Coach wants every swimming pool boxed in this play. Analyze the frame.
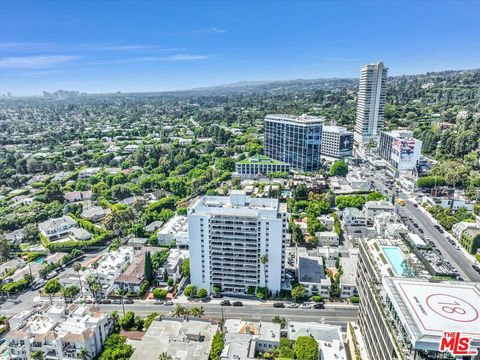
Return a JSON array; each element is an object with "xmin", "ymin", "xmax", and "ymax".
[
  {"xmin": 34, "ymin": 256, "xmax": 46, "ymax": 264},
  {"xmin": 381, "ymin": 246, "xmax": 408, "ymax": 276}
]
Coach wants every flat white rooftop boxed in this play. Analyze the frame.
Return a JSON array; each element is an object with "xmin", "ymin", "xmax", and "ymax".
[{"xmin": 384, "ymin": 277, "xmax": 480, "ymax": 350}]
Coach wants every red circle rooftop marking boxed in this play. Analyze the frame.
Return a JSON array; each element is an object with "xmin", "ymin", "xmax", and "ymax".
[{"xmin": 426, "ymin": 294, "xmax": 479, "ymax": 323}]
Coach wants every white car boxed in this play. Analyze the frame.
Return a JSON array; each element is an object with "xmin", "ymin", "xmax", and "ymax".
[
  {"xmin": 299, "ymin": 303, "xmax": 311, "ymax": 309},
  {"xmin": 286, "ymin": 302, "xmax": 299, "ymax": 308}
]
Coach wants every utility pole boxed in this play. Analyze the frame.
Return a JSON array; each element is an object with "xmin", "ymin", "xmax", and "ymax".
[{"xmin": 122, "ymin": 296, "xmax": 126, "ymax": 316}]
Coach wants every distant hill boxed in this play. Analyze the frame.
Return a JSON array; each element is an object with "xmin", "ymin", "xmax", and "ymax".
[{"xmin": 162, "ymin": 68, "xmax": 479, "ymax": 97}]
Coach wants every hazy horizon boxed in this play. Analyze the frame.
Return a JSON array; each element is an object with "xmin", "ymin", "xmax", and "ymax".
[{"xmin": 1, "ymin": 0, "xmax": 479, "ymax": 95}]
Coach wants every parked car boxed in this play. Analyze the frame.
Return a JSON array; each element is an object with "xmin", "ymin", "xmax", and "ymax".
[
  {"xmin": 212, "ymin": 293, "xmax": 223, "ymax": 298},
  {"xmin": 220, "ymin": 300, "xmax": 231, "ymax": 306},
  {"xmin": 112, "ymin": 299, "xmax": 122, "ymax": 304},
  {"xmin": 286, "ymin": 302, "xmax": 298, "ymax": 308},
  {"xmin": 273, "ymin": 302, "xmax": 284, "ymax": 308},
  {"xmin": 472, "ymin": 265, "xmax": 480, "ymax": 273},
  {"xmin": 154, "ymin": 300, "xmax": 163, "ymax": 305},
  {"xmin": 313, "ymin": 303, "xmax": 325, "ymax": 309},
  {"xmin": 163, "ymin": 300, "xmax": 173, "ymax": 306},
  {"xmin": 300, "ymin": 303, "xmax": 311, "ymax": 309},
  {"xmin": 102, "ymin": 299, "xmax": 112, "ymax": 304},
  {"xmin": 232, "ymin": 301, "xmax": 243, "ymax": 307},
  {"xmin": 123, "ymin": 298, "xmax": 134, "ymax": 304}
]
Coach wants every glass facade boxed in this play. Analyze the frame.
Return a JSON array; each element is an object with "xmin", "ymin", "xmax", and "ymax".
[{"xmin": 265, "ymin": 116, "xmax": 322, "ymax": 171}]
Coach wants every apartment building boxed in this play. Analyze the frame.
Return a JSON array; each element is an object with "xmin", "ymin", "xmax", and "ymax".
[
  {"xmin": 354, "ymin": 62, "xmax": 388, "ymax": 144},
  {"xmin": 320, "ymin": 125, "xmax": 354, "ymax": 159},
  {"xmin": 7, "ymin": 304, "xmax": 112, "ymax": 360},
  {"xmin": 188, "ymin": 190, "xmax": 287, "ymax": 294},
  {"xmin": 264, "ymin": 114, "xmax": 323, "ymax": 171}
]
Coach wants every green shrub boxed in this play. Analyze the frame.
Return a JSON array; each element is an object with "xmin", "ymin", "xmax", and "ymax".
[
  {"xmin": 197, "ymin": 288, "xmax": 208, "ymax": 298},
  {"xmin": 153, "ymin": 288, "xmax": 168, "ymax": 299},
  {"xmin": 210, "ymin": 332, "xmax": 224, "ymax": 360},
  {"xmin": 350, "ymin": 295, "xmax": 360, "ymax": 304}
]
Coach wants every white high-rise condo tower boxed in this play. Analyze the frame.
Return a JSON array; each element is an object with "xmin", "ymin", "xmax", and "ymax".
[
  {"xmin": 354, "ymin": 62, "xmax": 388, "ymax": 144},
  {"xmin": 188, "ymin": 190, "xmax": 287, "ymax": 294}
]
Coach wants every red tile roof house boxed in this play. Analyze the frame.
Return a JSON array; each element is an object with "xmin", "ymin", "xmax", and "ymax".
[{"xmin": 114, "ymin": 254, "xmax": 145, "ymax": 294}]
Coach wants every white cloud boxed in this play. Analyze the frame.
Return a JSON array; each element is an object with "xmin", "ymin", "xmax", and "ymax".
[
  {"xmin": 0, "ymin": 42, "xmax": 56, "ymax": 51},
  {"xmin": 162, "ymin": 54, "xmax": 211, "ymax": 61},
  {"xmin": 0, "ymin": 55, "xmax": 78, "ymax": 69},
  {"xmin": 205, "ymin": 27, "xmax": 226, "ymax": 33}
]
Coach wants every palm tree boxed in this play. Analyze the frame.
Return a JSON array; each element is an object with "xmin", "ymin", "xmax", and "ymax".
[
  {"xmin": 79, "ymin": 347, "xmax": 89, "ymax": 360},
  {"xmin": 73, "ymin": 262, "xmax": 84, "ymax": 298},
  {"xmin": 190, "ymin": 306, "xmax": 200, "ymax": 317},
  {"xmin": 158, "ymin": 352, "xmax": 172, "ymax": 360},
  {"xmin": 91, "ymin": 262, "xmax": 101, "ymax": 299},
  {"xmin": 260, "ymin": 254, "xmax": 268, "ymax": 285},
  {"xmin": 197, "ymin": 306, "xmax": 205, "ymax": 318},
  {"xmin": 172, "ymin": 304, "xmax": 185, "ymax": 317}
]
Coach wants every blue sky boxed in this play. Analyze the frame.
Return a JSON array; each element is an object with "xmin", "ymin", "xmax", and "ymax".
[{"xmin": 1, "ymin": 0, "xmax": 479, "ymax": 95}]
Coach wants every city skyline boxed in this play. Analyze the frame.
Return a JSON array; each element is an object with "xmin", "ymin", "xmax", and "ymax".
[{"xmin": 1, "ymin": 0, "xmax": 480, "ymax": 95}]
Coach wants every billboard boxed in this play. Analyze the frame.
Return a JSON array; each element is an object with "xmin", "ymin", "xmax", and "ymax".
[
  {"xmin": 391, "ymin": 138, "xmax": 421, "ymax": 170},
  {"xmin": 392, "ymin": 138, "xmax": 416, "ymax": 161},
  {"xmin": 339, "ymin": 133, "xmax": 353, "ymax": 156}
]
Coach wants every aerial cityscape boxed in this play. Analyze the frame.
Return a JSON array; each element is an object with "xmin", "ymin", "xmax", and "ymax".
[{"xmin": 0, "ymin": 1, "xmax": 479, "ymax": 360}]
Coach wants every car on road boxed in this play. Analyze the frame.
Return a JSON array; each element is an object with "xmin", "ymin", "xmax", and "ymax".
[
  {"xmin": 212, "ymin": 293, "xmax": 223, "ymax": 298},
  {"xmin": 286, "ymin": 302, "xmax": 298, "ymax": 308},
  {"xmin": 299, "ymin": 303, "xmax": 311, "ymax": 309},
  {"xmin": 418, "ymin": 228, "xmax": 424, "ymax": 234},
  {"xmin": 413, "ymin": 203, "xmax": 418, "ymax": 207},
  {"xmin": 154, "ymin": 300, "xmax": 163, "ymax": 305},
  {"xmin": 123, "ymin": 298, "xmax": 134, "ymax": 304},
  {"xmin": 232, "ymin": 301, "xmax": 243, "ymax": 307},
  {"xmin": 220, "ymin": 300, "xmax": 231, "ymax": 306},
  {"xmin": 112, "ymin": 299, "xmax": 122, "ymax": 304},
  {"xmin": 273, "ymin": 302, "xmax": 284, "ymax": 308},
  {"xmin": 101, "ymin": 299, "xmax": 112, "ymax": 304},
  {"xmin": 163, "ymin": 300, "xmax": 173, "ymax": 306},
  {"xmin": 313, "ymin": 303, "xmax": 325, "ymax": 309},
  {"xmin": 473, "ymin": 265, "xmax": 480, "ymax": 273}
]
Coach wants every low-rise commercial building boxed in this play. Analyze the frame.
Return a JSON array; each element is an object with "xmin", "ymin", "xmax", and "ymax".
[
  {"xmin": 297, "ymin": 253, "xmax": 331, "ymax": 298},
  {"xmin": 316, "ymin": 231, "xmax": 340, "ymax": 247},
  {"xmin": 235, "ymin": 156, "xmax": 290, "ymax": 178},
  {"xmin": 287, "ymin": 321, "xmax": 347, "ymax": 360},
  {"xmin": 221, "ymin": 319, "xmax": 281, "ymax": 359},
  {"xmin": 130, "ymin": 317, "xmax": 218, "ymax": 360}
]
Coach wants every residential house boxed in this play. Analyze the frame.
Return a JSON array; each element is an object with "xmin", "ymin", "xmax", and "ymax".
[
  {"xmin": 38, "ymin": 216, "xmax": 78, "ymax": 240},
  {"xmin": 342, "ymin": 208, "xmax": 366, "ymax": 226},
  {"xmin": 363, "ymin": 200, "xmax": 395, "ymax": 224},
  {"xmin": 81, "ymin": 206, "xmax": 111, "ymax": 222},
  {"xmin": 114, "ymin": 253, "xmax": 145, "ymax": 293},
  {"xmin": 64, "ymin": 191, "xmax": 92, "ymax": 203}
]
